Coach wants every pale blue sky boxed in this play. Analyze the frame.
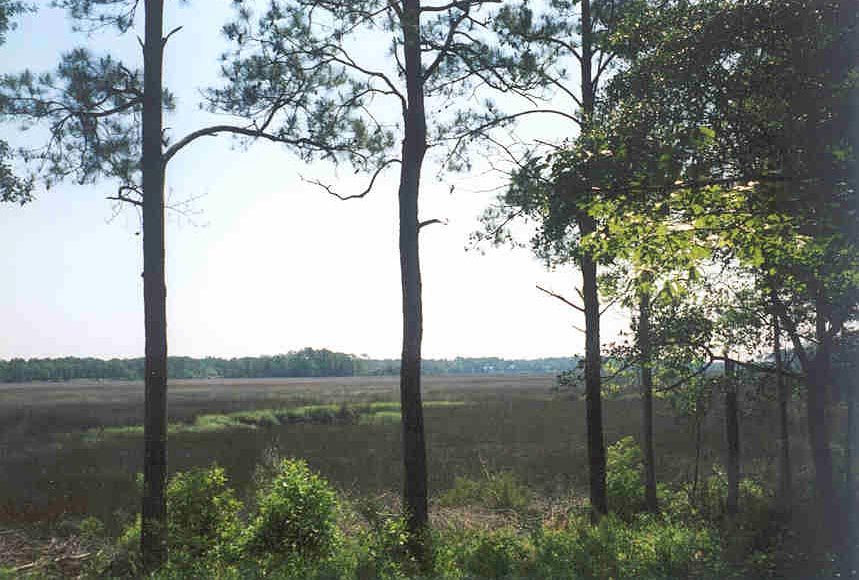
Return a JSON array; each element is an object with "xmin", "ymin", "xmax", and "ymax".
[{"xmin": 0, "ymin": 1, "xmax": 627, "ymax": 360}]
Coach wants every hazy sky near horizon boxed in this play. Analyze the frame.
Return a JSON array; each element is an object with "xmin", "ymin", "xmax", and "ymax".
[{"xmin": 0, "ymin": 2, "xmax": 629, "ymax": 360}]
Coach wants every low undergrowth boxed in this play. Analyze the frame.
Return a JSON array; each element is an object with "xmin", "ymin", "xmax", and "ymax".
[{"xmin": 7, "ymin": 437, "xmax": 843, "ymax": 579}]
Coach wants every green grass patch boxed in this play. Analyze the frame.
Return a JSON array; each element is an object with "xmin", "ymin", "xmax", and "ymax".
[
  {"xmin": 82, "ymin": 400, "xmax": 466, "ymax": 442},
  {"xmin": 359, "ymin": 411, "xmax": 402, "ymax": 425}
]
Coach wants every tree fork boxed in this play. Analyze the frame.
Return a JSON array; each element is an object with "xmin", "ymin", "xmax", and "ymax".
[{"xmin": 140, "ymin": 0, "xmax": 168, "ymax": 571}]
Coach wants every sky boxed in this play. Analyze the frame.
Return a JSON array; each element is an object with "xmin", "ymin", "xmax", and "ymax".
[{"xmin": 0, "ymin": 1, "xmax": 630, "ymax": 361}]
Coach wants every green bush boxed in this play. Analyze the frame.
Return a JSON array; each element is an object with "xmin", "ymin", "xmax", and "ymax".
[
  {"xmin": 166, "ymin": 464, "xmax": 243, "ymax": 562},
  {"xmin": 240, "ymin": 459, "xmax": 339, "ymax": 571},
  {"xmin": 461, "ymin": 527, "xmax": 534, "ymax": 580},
  {"xmin": 353, "ymin": 513, "xmax": 419, "ymax": 580},
  {"xmin": 533, "ymin": 513, "xmax": 727, "ymax": 580},
  {"xmin": 606, "ymin": 436, "xmax": 645, "ymax": 521}
]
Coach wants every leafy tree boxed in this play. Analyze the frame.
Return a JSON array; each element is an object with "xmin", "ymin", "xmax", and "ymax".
[
  {"xmin": 596, "ymin": 0, "xmax": 857, "ymax": 550},
  {"xmin": 633, "ymin": 0, "xmax": 855, "ymax": 544},
  {"xmin": 476, "ymin": 0, "xmax": 653, "ymax": 521}
]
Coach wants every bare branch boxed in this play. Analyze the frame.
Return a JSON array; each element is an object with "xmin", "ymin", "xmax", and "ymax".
[
  {"xmin": 593, "ymin": 50, "xmax": 617, "ymax": 88},
  {"xmin": 301, "ymin": 158, "xmax": 401, "ymax": 201},
  {"xmin": 440, "ymin": 108, "xmax": 582, "ymax": 164},
  {"xmin": 106, "ymin": 184, "xmax": 142, "ymax": 207},
  {"xmin": 656, "ymin": 360, "xmax": 714, "ymax": 393},
  {"xmin": 163, "ymin": 121, "xmax": 363, "ymax": 166},
  {"xmin": 537, "ymin": 284, "xmax": 586, "ymax": 314},
  {"xmin": 162, "ymin": 26, "xmax": 183, "ymax": 47},
  {"xmin": 421, "ymin": 1, "xmax": 501, "ymax": 13},
  {"xmin": 424, "ymin": 9, "xmax": 471, "ymax": 82},
  {"xmin": 419, "ymin": 218, "xmax": 447, "ymax": 230}
]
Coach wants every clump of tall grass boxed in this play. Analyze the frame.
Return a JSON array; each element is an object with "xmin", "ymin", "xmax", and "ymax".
[{"xmin": 437, "ymin": 467, "xmax": 533, "ymax": 513}]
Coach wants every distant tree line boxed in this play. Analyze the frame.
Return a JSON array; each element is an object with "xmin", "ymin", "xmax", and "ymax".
[{"xmin": 0, "ymin": 348, "xmax": 579, "ymax": 383}]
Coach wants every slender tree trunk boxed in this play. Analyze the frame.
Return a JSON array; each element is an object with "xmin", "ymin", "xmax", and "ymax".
[
  {"xmin": 140, "ymin": 0, "xmax": 168, "ymax": 571},
  {"xmin": 580, "ymin": 217, "xmax": 607, "ymax": 519},
  {"xmin": 809, "ymin": 305, "xmax": 836, "ymax": 542},
  {"xmin": 776, "ymin": 295, "xmax": 837, "ymax": 547},
  {"xmin": 773, "ymin": 308, "xmax": 792, "ymax": 515},
  {"xmin": 847, "ymin": 373, "xmax": 857, "ymax": 576},
  {"xmin": 724, "ymin": 354, "xmax": 740, "ymax": 516},
  {"xmin": 398, "ymin": 0, "xmax": 429, "ymax": 557},
  {"xmin": 638, "ymin": 282, "xmax": 657, "ymax": 512},
  {"xmin": 692, "ymin": 398, "xmax": 704, "ymax": 507},
  {"xmin": 578, "ymin": 0, "xmax": 607, "ymax": 521}
]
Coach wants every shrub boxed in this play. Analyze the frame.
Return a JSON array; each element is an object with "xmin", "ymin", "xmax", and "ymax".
[
  {"xmin": 166, "ymin": 464, "xmax": 243, "ymax": 562},
  {"xmin": 240, "ymin": 459, "xmax": 339, "ymax": 571},
  {"xmin": 78, "ymin": 516, "xmax": 106, "ymax": 543},
  {"xmin": 533, "ymin": 512, "xmax": 727, "ymax": 580},
  {"xmin": 461, "ymin": 527, "xmax": 534, "ymax": 580},
  {"xmin": 606, "ymin": 436, "xmax": 645, "ymax": 520},
  {"xmin": 354, "ymin": 513, "xmax": 419, "ymax": 580}
]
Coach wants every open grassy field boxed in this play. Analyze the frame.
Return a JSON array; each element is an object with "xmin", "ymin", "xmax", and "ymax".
[{"xmin": 0, "ymin": 375, "xmax": 814, "ymax": 533}]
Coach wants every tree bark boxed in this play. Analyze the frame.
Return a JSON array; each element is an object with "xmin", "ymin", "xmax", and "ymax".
[
  {"xmin": 773, "ymin": 308, "xmax": 792, "ymax": 515},
  {"xmin": 398, "ymin": 0, "xmax": 429, "ymax": 558},
  {"xmin": 692, "ymin": 397, "xmax": 704, "ymax": 507},
  {"xmin": 140, "ymin": 0, "xmax": 168, "ymax": 571},
  {"xmin": 579, "ymin": 0, "xmax": 607, "ymax": 520},
  {"xmin": 724, "ymin": 354, "xmax": 740, "ymax": 516},
  {"xmin": 775, "ymin": 293, "xmax": 837, "ymax": 546},
  {"xmin": 847, "ymin": 370, "xmax": 857, "ymax": 576},
  {"xmin": 808, "ymin": 304, "xmax": 836, "ymax": 542},
  {"xmin": 638, "ymin": 284, "xmax": 658, "ymax": 513},
  {"xmin": 580, "ymin": 216, "xmax": 607, "ymax": 519}
]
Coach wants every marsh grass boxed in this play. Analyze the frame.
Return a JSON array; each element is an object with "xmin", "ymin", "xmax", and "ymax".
[
  {"xmin": 0, "ymin": 374, "xmax": 822, "ymax": 541},
  {"xmin": 83, "ymin": 400, "xmax": 466, "ymax": 442}
]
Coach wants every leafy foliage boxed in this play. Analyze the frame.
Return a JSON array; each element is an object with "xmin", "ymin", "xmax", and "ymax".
[
  {"xmin": 240, "ymin": 459, "xmax": 339, "ymax": 569},
  {"xmin": 606, "ymin": 436, "xmax": 645, "ymax": 520},
  {"xmin": 164, "ymin": 465, "xmax": 243, "ymax": 563},
  {"xmin": 533, "ymin": 512, "xmax": 726, "ymax": 580}
]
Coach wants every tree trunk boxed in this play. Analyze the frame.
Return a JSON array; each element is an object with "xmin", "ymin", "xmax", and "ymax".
[
  {"xmin": 398, "ymin": 0, "xmax": 429, "ymax": 558},
  {"xmin": 692, "ymin": 397, "xmax": 704, "ymax": 507},
  {"xmin": 773, "ymin": 309, "xmax": 792, "ymax": 515},
  {"xmin": 776, "ymin": 295, "xmax": 837, "ymax": 547},
  {"xmin": 140, "ymin": 0, "xmax": 168, "ymax": 571},
  {"xmin": 578, "ymin": 0, "xmax": 607, "ymax": 522},
  {"xmin": 580, "ymin": 217, "xmax": 607, "ymax": 519},
  {"xmin": 809, "ymin": 306, "xmax": 836, "ymax": 542},
  {"xmin": 638, "ymin": 283, "xmax": 657, "ymax": 512},
  {"xmin": 847, "ymin": 372, "xmax": 857, "ymax": 576},
  {"xmin": 724, "ymin": 354, "xmax": 740, "ymax": 516}
]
